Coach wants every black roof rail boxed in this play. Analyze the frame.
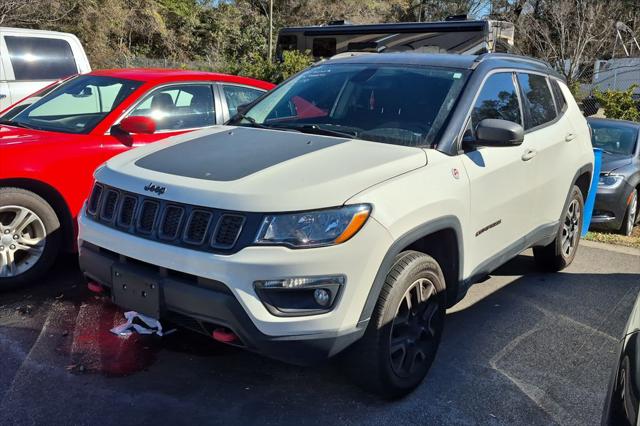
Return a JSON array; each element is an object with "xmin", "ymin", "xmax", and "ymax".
[{"xmin": 474, "ymin": 52, "xmax": 555, "ymax": 70}]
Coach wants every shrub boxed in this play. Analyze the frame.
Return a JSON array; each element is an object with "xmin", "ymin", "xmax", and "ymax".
[
  {"xmin": 223, "ymin": 50, "xmax": 313, "ymax": 84},
  {"xmin": 593, "ymin": 85, "xmax": 640, "ymax": 121}
]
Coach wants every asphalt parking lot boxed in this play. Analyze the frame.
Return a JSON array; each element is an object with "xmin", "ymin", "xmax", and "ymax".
[{"xmin": 1, "ymin": 241, "xmax": 639, "ymax": 426}]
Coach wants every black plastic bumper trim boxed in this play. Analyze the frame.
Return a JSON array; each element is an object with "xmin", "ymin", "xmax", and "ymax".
[{"xmin": 78, "ymin": 242, "xmax": 364, "ymax": 365}]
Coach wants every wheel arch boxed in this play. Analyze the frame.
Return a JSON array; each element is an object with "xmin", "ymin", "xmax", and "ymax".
[
  {"xmin": 357, "ymin": 216, "xmax": 464, "ymax": 327},
  {"xmin": 0, "ymin": 178, "xmax": 75, "ymax": 252},
  {"xmin": 574, "ymin": 166, "xmax": 592, "ymax": 202}
]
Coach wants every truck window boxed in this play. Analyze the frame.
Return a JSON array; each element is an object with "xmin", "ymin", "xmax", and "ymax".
[
  {"xmin": 4, "ymin": 36, "xmax": 78, "ymax": 81},
  {"xmin": 472, "ymin": 72, "xmax": 522, "ymax": 126}
]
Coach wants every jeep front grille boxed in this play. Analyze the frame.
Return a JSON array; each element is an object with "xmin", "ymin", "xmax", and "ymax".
[
  {"xmin": 213, "ymin": 214, "xmax": 245, "ymax": 248},
  {"xmin": 100, "ymin": 190, "xmax": 119, "ymax": 222},
  {"xmin": 137, "ymin": 200, "xmax": 159, "ymax": 234},
  {"xmin": 87, "ymin": 184, "xmax": 103, "ymax": 215},
  {"xmin": 159, "ymin": 205, "xmax": 184, "ymax": 240},
  {"xmin": 117, "ymin": 195, "xmax": 137, "ymax": 227},
  {"xmin": 184, "ymin": 210, "xmax": 212, "ymax": 244},
  {"xmin": 85, "ymin": 183, "xmax": 248, "ymax": 253}
]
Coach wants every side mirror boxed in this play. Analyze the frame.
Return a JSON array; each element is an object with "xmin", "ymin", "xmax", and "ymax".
[
  {"xmin": 474, "ymin": 118, "xmax": 524, "ymax": 146},
  {"xmin": 119, "ymin": 116, "xmax": 156, "ymax": 135}
]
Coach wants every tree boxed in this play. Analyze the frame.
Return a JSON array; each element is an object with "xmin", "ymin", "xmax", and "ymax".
[{"xmin": 516, "ymin": 0, "xmax": 622, "ymax": 86}]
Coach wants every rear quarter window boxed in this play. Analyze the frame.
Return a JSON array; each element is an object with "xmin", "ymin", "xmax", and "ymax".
[
  {"xmin": 550, "ymin": 79, "xmax": 567, "ymax": 113},
  {"xmin": 5, "ymin": 36, "xmax": 78, "ymax": 81}
]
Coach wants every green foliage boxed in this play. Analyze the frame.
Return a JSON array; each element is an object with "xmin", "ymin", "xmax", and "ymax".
[
  {"xmin": 593, "ymin": 85, "xmax": 640, "ymax": 121},
  {"xmin": 568, "ymin": 81, "xmax": 584, "ymax": 100},
  {"xmin": 223, "ymin": 49, "xmax": 313, "ymax": 84}
]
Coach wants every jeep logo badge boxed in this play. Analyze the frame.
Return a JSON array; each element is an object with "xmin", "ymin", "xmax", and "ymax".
[{"xmin": 144, "ymin": 183, "xmax": 166, "ymax": 195}]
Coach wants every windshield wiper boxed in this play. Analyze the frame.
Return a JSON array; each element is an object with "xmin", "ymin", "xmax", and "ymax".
[
  {"xmin": 229, "ymin": 111, "xmax": 272, "ymax": 129},
  {"xmin": 0, "ymin": 119, "xmax": 35, "ymax": 130},
  {"xmin": 275, "ymin": 123, "xmax": 357, "ymax": 139}
]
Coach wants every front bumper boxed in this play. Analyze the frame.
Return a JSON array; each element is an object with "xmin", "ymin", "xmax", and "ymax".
[
  {"xmin": 590, "ymin": 182, "xmax": 634, "ymax": 230},
  {"xmin": 78, "ymin": 210, "xmax": 393, "ymax": 364}
]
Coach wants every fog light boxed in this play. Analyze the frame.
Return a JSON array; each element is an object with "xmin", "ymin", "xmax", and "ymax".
[
  {"xmin": 314, "ymin": 288, "xmax": 331, "ymax": 307},
  {"xmin": 254, "ymin": 275, "xmax": 345, "ymax": 316}
]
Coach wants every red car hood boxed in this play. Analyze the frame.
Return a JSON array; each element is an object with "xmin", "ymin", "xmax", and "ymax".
[{"xmin": 0, "ymin": 125, "xmax": 76, "ymax": 146}]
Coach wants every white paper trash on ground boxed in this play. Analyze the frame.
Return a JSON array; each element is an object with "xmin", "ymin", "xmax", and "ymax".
[{"xmin": 111, "ymin": 311, "xmax": 169, "ymax": 337}]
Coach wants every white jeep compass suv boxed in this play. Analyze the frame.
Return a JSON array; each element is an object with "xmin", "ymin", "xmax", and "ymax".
[{"xmin": 78, "ymin": 53, "xmax": 594, "ymax": 397}]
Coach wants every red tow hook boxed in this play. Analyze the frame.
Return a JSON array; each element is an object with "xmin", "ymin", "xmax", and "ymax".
[
  {"xmin": 212, "ymin": 327, "xmax": 238, "ymax": 344},
  {"xmin": 87, "ymin": 281, "xmax": 104, "ymax": 294}
]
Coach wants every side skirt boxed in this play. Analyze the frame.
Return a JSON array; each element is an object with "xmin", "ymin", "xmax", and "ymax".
[{"xmin": 455, "ymin": 220, "xmax": 559, "ymax": 302}]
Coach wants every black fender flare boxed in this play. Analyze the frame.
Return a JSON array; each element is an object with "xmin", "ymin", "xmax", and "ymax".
[{"xmin": 357, "ymin": 215, "xmax": 464, "ymax": 327}]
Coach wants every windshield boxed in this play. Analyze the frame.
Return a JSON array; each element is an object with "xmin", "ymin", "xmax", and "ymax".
[
  {"xmin": 11, "ymin": 75, "xmax": 143, "ymax": 134},
  {"xmin": 0, "ymin": 77, "xmax": 73, "ymax": 120},
  {"xmin": 233, "ymin": 63, "xmax": 469, "ymax": 147},
  {"xmin": 590, "ymin": 121, "xmax": 638, "ymax": 156}
]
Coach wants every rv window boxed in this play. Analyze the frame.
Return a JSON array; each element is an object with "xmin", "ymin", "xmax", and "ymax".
[
  {"xmin": 312, "ymin": 38, "xmax": 337, "ymax": 58},
  {"xmin": 277, "ymin": 35, "xmax": 298, "ymax": 52}
]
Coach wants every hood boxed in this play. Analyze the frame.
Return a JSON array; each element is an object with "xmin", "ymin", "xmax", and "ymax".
[
  {"xmin": 600, "ymin": 152, "xmax": 633, "ymax": 174},
  {"xmin": 98, "ymin": 126, "xmax": 427, "ymax": 211}
]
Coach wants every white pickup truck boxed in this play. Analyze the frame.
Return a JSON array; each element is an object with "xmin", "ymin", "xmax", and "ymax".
[
  {"xmin": 78, "ymin": 52, "xmax": 594, "ymax": 397},
  {"xmin": 0, "ymin": 27, "xmax": 90, "ymax": 111}
]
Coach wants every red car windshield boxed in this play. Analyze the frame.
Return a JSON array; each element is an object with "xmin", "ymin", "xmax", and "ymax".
[{"xmin": 10, "ymin": 75, "xmax": 143, "ymax": 134}]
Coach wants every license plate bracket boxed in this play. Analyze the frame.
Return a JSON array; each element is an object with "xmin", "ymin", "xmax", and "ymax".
[{"xmin": 112, "ymin": 265, "xmax": 161, "ymax": 319}]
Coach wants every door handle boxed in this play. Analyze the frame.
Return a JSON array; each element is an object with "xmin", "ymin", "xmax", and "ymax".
[
  {"xmin": 565, "ymin": 133, "xmax": 576, "ymax": 142},
  {"xmin": 521, "ymin": 148, "xmax": 537, "ymax": 161}
]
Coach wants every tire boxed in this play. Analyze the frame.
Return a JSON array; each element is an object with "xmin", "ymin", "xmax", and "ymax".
[
  {"xmin": 0, "ymin": 187, "xmax": 61, "ymax": 291},
  {"xmin": 620, "ymin": 190, "xmax": 637, "ymax": 237},
  {"xmin": 533, "ymin": 185, "xmax": 584, "ymax": 272},
  {"xmin": 342, "ymin": 251, "xmax": 446, "ymax": 398}
]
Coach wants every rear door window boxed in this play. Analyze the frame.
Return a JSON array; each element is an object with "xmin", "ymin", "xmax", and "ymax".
[
  {"xmin": 472, "ymin": 72, "xmax": 522, "ymax": 126},
  {"xmin": 517, "ymin": 73, "xmax": 556, "ymax": 129},
  {"xmin": 221, "ymin": 84, "xmax": 264, "ymax": 117},
  {"xmin": 4, "ymin": 36, "xmax": 77, "ymax": 80}
]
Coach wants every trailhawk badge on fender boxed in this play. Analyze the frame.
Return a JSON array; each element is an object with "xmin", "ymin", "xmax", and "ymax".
[{"xmin": 144, "ymin": 183, "xmax": 166, "ymax": 195}]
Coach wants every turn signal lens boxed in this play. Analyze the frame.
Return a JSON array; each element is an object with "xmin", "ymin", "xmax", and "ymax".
[{"xmin": 334, "ymin": 209, "xmax": 370, "ymax": 244}]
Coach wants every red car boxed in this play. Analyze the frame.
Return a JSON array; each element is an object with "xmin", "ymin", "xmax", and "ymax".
[{"xmin": 0, "ymin": 69, "xmax": 273, "ymax": 288}]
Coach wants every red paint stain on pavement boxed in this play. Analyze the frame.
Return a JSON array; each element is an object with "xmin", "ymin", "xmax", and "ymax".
[{"xmin": 69, "ymin": 298, "xmax": 159, "ymax": 377}]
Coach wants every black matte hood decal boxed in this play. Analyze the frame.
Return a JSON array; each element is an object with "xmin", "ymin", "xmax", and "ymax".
[{"xmin": 135, "ymin": 127, "xmax": 348, "ymax": 181}]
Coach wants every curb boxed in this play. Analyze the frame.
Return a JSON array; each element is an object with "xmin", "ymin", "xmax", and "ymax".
[{"xmin": 580, "ymin": 238, "xmax": 640, "ymax": 257}]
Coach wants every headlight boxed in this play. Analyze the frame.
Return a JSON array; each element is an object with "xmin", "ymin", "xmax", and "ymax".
[
  {"xmin": 255, "ymin": 204, "xmax": 371, "ymax": 248},
  {"xmin": 598, "ymin": 174, "xmax": 624, "ymax": 188}
]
